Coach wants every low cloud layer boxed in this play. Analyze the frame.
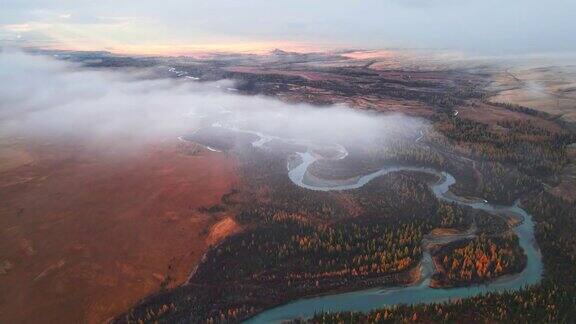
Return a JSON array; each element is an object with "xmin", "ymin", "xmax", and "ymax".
[{"xmin": 0, "ymin": 51, "xmax": 424, "ymax": 150}]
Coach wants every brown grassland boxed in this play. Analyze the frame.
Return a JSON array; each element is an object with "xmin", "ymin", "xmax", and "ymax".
[{"xmin": 0, "ymin": 137, "xmax": 239, "ymax": 323}]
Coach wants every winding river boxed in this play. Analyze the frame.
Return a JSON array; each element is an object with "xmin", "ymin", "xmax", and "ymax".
[{"xmin": 199, "ymin": 125, "xmax": 543, "ymax": 323}]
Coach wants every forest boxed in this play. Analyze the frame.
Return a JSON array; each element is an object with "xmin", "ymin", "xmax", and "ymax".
[
  {"xmin": 431, "ymin": 234, "xmax": 526, "ymax": 288},
  {"xmin": 308, "ymin": 191, "xmax": 576, "ymax": 323}
]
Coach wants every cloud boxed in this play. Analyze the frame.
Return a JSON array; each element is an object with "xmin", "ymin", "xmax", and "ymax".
[
  {"xmin": 0, "ymin": 50, "xmax": 425, "ymax": 151},
  {"xmin": 2, "ymin": 24, "xmax": 33, "ymax": 32},
  {"xmin": 2, "ymin": 0, "xmax": 576, "ymax": 55}
]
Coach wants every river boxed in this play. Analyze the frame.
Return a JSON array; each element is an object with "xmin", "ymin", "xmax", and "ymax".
[{"xmin": 242, "ymin": 139, "xmax": 543, "ymax": 323}]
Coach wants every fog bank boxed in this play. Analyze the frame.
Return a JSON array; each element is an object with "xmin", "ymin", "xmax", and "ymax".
[{"xmin": 0, "ymin": 51, "xmax": 425, "ymax": 149}]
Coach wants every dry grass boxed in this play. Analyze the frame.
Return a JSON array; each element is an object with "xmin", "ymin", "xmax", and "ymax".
[
  {"xmin": 206, "ymin": 217, "xmax": 240, "ymax": 246},
  {"xmin": 488, "ymin": 66, "xmax": 576, "ymax": 125},
  {"xmin": 0, "ymin": 136, "xmax": 238, "ymax": 324}
]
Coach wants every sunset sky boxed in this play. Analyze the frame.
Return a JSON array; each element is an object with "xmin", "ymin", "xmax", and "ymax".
[{"xmin": 1, "ymin": 0, "xmax": 575, "ymax": 55}]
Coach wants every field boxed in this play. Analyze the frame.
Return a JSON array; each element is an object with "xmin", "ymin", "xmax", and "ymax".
[
  {"xmin": 488, "ymin": 65, "xmax": 576, "ymax": 127},
  {"xmin": 0, "ymin": 136, "xmax": 238, "ymax": 323}
]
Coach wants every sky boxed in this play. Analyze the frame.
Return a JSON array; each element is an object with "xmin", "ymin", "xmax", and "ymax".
[{"xmin": 0, "ymin": 0, "xmax": 575, "ymax": 55}]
